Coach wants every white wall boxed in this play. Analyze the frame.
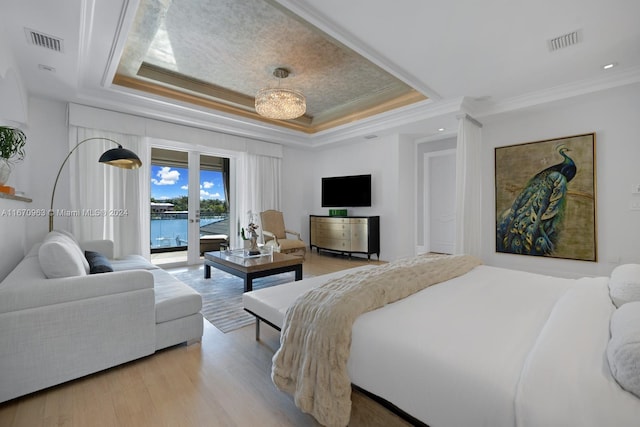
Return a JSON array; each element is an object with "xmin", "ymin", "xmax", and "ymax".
[
  {"xmin": 0, "ymin": 39, "xmax": 33, "ymax": 280},
  {"xmin": 0, "ymin": 95, "xmax": 70, "ymax": 280},
  {"xmin": 295, "ymin": 135, "xmax": 416, "ymax": 261},
  {"xmin": 18, "ymin": 98, "xmax": 70, "ymax": 249},
  {"xmin": 0, "ymin": 33, "xmax": 28, "ymax": 124},
  {"xmin": 481, "ymin": 82, "xmax": 640, "ymax": 278},
  {"xmin": 281, "ymin": 145, "xmax": 315, "ymax": 242}
]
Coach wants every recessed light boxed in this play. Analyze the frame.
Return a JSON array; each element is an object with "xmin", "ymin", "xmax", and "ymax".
[
  {"xmin": 438, "ymin": 128, "xmax": 445, "ymax": 132},
  {"xmin": 603, "ymin": 62, "xmax": 617, "ymax": 70}
]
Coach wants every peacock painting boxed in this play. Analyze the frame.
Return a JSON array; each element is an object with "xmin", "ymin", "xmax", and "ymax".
[{"xmin": 495, "ymin": 134, "xmax": 597, "ymax": 261}]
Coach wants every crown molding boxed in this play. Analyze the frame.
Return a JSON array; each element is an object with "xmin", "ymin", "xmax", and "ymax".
[
  {"xmin": 474, "ymin": 65, "xmax": 640, "ymax": 118},
  {"xmin": 309, "ymin": 97, "xmax": 464, "ymax": 147}
]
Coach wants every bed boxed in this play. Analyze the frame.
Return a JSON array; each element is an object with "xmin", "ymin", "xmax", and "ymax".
[{"xmin": 242, "ymin": 255, "xmax": 640, "ymax": 427}]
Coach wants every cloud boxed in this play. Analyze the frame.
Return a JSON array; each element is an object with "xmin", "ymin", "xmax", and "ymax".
[
  {"xmin": 151, "ymin": 167, "xmax": 180, "ymax": 185},
  {"xmin": 200, "ymin": 190, "xmax": 222, "ymax": 199},
  {"xmin": 181, "ymin": 185, "xmax": 188, "ymax": 190},
  {"xmin": 202, "ymin": 181, "xmax": 214, "ymax": 189}
]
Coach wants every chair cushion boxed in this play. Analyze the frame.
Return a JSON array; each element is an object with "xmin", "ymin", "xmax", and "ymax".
[
  {"xmin": 277, "ymin": 239, "xmax": 306, "ymax": 251},
  {"xmin": 261, "ymin": 211, "xmax": 286, "ymax": 239}
]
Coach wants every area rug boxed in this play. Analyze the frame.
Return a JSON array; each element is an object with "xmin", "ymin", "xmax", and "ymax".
[{"xmin": 169, "ymin": 266, "xmax": 310, "ymax": 333}]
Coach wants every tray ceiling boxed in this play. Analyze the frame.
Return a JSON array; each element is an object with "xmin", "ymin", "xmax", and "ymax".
[{"xmin": 114, "ymin": 0, "xmax": 427, "ymax": 133}]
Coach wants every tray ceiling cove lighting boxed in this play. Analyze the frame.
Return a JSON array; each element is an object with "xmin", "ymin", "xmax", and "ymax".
[{"xmin": 255, "ymin": 68, "xmax": 306, "ymax": 120}]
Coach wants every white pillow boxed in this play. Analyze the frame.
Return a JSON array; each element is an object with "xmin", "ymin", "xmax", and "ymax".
[
  {"xmin": 38, "ymin": 233, "xmax": 88, "ymax": 278},
  {"xmin": 609, "ymin": 264, "xmax": 640, "ymax": 307},
  {"xmin": 53, "ymin": 228, "xmax": 79, "ymax": 245},
  {"xmin": 50, "ymin": 230, "xmax": 90, "ymax": 273},
  {"xmin": 607, "ymin": 302, "xmax": 640, "ymax": 398}
]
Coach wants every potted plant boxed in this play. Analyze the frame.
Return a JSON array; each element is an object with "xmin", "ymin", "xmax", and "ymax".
[{"xmin": 0, "ymin": 126, "xmax": 26, "ymax": 186}]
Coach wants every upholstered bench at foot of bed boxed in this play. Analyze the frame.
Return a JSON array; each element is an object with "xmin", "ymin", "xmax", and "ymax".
[{"xmin": 242, "ymin": 265, "xmax": 375, "ymax": 340}]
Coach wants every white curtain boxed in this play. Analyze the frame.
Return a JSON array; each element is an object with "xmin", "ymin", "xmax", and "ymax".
[
  {"xmin": 454, "ymin": 115, "xmax": 483, "ymax": 257},
  {"xmin": 68, "ymin": 127, "xmax": 150, "ymax": 258},
  {"xmin": 236, "ymin": 152, "xmax": 281, "ymax": 246}
]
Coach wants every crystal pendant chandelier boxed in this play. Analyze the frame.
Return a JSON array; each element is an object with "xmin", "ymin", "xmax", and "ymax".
[{"xmin": 255, "ymin": 68, "xmax": 306, "ymax": 120}]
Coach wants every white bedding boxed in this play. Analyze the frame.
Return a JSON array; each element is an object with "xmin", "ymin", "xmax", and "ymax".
[
  {"xmin": 347, "ymin": 265, "xmax": 640, "ymax": 426},
  {"xmin": 515, "ymin": 277, "xmax": 640, "ymax": 427},
  {"xmin": 244, "ymin": 263, "xmax": 640, "ymax": 426}
]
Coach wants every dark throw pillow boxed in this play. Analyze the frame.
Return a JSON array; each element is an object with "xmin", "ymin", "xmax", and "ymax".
[{"xmin": 84, "ymin": 250, "xmax": 114, "ymax": 274}]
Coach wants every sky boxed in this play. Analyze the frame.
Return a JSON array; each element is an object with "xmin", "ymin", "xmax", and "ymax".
[{"xmin": 150, "ymin": 165, "xmax": 225, "ymax": 201}]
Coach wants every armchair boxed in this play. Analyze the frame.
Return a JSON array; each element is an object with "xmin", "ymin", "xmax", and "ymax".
[{"xmin": 260, "ymin": 210, "xmax": 306, "ymax": 260}]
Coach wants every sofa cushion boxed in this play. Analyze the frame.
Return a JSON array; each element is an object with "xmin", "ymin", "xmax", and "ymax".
[
  {"xmin": 111, "ymin": 255, "xmax": 158, "ymax": 271},
  {"xmin": 151, "ymin": 269, "xmax": 202, "ymax": 323},
  {"xmin": 52, "ymin": 230, "xmax": 90, "ymax": 273},
  {"xmin": 38, "ymin": 233, "xmax": 88, "ymax": 279},
  {"xmin": 85, "ymin": 251, "xmax": 114, "ymax": 274}
]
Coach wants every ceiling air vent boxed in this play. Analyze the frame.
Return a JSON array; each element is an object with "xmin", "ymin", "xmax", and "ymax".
[
  {"xmin": 25, "ymin": 28, "xmax": 63, "ymax": 52},
  {"xmin": 548, "ymin": 30, "xmax": 580, "ymax": 52}
]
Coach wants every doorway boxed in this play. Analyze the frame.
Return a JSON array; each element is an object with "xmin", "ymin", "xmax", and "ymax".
[
  {"xmin": 423, "ymin": 149, "xmax": 456, "ymax": 254},
  {"xmin": 150, "ymin": 148, "xmax": 230, "ymax": 266}
]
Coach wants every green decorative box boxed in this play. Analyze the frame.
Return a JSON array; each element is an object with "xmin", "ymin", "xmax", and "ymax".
[{"xmin": 329, "ymin": 209, "xmax": 347, "ymax": 217}]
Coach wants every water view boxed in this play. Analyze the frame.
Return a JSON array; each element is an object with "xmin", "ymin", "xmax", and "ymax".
[
  {"xmin": 150, "ymin": 162, "xmax": 229, "ymax": 250},
  {"xmin": 151, "ymin": 216, "xmax": 226, "ymax": 248}
]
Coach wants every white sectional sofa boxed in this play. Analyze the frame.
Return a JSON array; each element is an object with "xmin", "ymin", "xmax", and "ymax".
[{"xmin": 0, "ymin": 231, "xmax": 203, "ymax": 403}]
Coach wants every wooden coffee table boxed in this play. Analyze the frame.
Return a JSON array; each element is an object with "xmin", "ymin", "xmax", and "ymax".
[{"xmin": 203, "ymin": 250, "xmax": 303, "ymax": 292}]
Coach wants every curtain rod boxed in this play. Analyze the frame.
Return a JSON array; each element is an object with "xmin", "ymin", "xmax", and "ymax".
[{"xmin": 456, "ymin": 113, "xmax": 483, "ymax": 128}]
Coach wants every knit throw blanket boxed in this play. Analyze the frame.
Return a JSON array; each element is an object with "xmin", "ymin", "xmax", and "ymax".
[{"xmin": 271, "ymin": 254, "xmax": 482, "ymax": 427}]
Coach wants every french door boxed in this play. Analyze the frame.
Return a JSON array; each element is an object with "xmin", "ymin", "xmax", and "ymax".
[{"xmin": 150, "ymin": 147, "xmax": 231, "ymax": 266}]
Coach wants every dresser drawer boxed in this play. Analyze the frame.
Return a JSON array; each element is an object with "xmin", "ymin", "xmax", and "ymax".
[
  {"xmin": 316, "ymin": 221, "xmax": 349, "ymax": 231},
  {"xmin": 315, "ymin": 238, "xmax": 350, "ymax": 251},
  {"xmin": 312, "ymin": 217, "xmax": 349, "ymax": 224},
  {"xmin": 317, "ymin": 227, "xmax": 350, "ymax": 240},
  {"xmin": 350, "ymin": 224, "xmax": 368, "ymax": 251},
  {"xmin": 318, "ymin": 229, "xmax": 350, "ymax": 240},
  {"xmin": 348, "ymin": 218, "xmax": 368, "ymax": 225}
]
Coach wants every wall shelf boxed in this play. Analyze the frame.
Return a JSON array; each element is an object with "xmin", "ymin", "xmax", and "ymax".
[{"xmin": 0, "ymin": 192, "xmax": 32, "ymax": 203}]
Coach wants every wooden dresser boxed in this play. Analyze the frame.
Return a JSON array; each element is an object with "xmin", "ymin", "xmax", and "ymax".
[{"xmin": 309, "ymin": 215, "xmax": 380, "ymax": 260}]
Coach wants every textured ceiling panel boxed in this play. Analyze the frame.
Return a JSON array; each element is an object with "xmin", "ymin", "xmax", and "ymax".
[{"xmin": 115, "ymin": 0, "xmax": 426, "ymax": 132}]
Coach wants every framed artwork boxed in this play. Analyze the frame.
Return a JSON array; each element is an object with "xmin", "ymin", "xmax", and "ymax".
[{"xmin": 495, "ymin": 133, "xmax": 597, "ymax": 261}]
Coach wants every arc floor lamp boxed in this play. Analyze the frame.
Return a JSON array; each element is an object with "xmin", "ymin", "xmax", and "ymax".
[{"xmin": 49, "ymin": 137, "xmax": 142, "ymax": 232}]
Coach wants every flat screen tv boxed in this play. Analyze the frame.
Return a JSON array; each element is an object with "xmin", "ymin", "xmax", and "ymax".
[{"xmin": 321, "ymin": 174, "xmax": 372, "ymax": 207}]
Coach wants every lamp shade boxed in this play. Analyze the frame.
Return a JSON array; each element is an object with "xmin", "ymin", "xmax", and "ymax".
[
  {"xmin": 49, "ymin": 137, "xmax": 142, "ymax": 231},
  {"xmin": 98, "ymin": 145, "xmax": 142, "ymax": 169}
]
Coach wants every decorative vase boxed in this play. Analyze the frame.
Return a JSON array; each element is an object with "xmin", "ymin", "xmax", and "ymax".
[
  {"xmin": 248, "ymin": 232, "xmax": 260, "ymax": 255},
  {"xmin": 0, "ymin": 160, "xmax": 11, "ymax": 186}
]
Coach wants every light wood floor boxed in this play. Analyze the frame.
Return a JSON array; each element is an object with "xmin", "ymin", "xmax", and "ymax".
[{"xmin": 0, "ymin": 251, "xmax": 400, "ymax": 427}]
